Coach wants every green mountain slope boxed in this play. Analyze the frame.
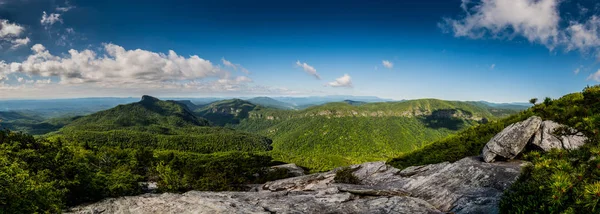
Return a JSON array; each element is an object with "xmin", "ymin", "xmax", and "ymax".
[
  {"xmin": 53, "ymin": 96, "xmax": 272, "ymax": 153},
  {"xmin": 63, "ymin": 95, "xmax": 209, "ymax": 132},
  {"xmin": 229, "ymin": 99, "xmax": 519, "ymax": 171},
  {"xmin": 0, "ymin": 111, "xmax": 75, "ymax": 135},
  {"xmin": 194, "ymin": 99, "xmax": 259, "ymax": 126}
]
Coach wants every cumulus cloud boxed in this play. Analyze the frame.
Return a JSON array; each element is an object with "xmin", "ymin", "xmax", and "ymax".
[
  {"xmin": 41, "ymin": 11, "xmax": 63, "ymax": 27},
  {"xmin": 295, "ymin": 60, "xmax": 320, "ymax": 79},
  {"xmin": 443, "ymin": 0, "xmax": 600, "ymax": 59},
  {"xmin": 327, "ymin": 74, "xmax": 352, "ymax": 88},
  {"xmin": 11, "ymin": 37, "xmax": 29, "ymax": 49},
  {"xmin": 382, "ymin": 60, "xmax": 393, "ymax": 69},
  {"xmin": 442, "ymin": 0, "xmax": 561, "ymax": 47},
  {"xmin": 1, "ymin": 43, "xmax": 235, "ymax": 86},
  {"xmin": 565, "ymin": 16, "xmax": 600, "ymax": 53},
  {"xmin": 0, "ymin": 20, "xmax": 24, "ymax": 38},
  {"xmin": 0, "ymin": 20, "xmax": 29, "ymax": 49}
]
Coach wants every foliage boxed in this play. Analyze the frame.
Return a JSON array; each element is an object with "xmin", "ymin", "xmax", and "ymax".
[
  {"xmin": 334, "ymin": 167, "xmax": 361, "ymax": 184},
  {"xmin": 498, "ymin": 85, "xmax": 600, "ymax": 213},
  {"xmin": 530, "ymin": 98, "xmax": 538, "ymax": 105},
  {"xmin": 0, "ymin": 129, "xmax": 287, "ymax": 213}
]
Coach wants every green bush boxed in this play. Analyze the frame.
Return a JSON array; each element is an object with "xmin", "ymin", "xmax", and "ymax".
[{"xmin": 0, "ymin": 129, "xmax": 284, "ymax": 212}]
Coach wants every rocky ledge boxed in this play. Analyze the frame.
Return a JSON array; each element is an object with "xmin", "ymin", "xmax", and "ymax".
[{"xmin": 67, "ymin": 158, "xmax": 525, "ymax": 214}]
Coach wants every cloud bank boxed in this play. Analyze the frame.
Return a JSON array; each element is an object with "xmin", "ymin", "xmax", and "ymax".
[{"xmin": 1, "ymin": 43, "xmax": 237, "ymax": 86}]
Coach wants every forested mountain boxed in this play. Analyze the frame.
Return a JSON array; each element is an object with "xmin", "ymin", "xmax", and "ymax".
[
  {"xmin": 51, "ymin": 96, "xmax": 273, "ymax": 154},
  {"xmin": 0, "ymin": 111, "xmax": 75, "ymax": 135},
  {"xmin": 184, "ymin": 98, "xmax": 520, "ymax": 171},
  {"xmin": 193, "ymin": 99, "xmax": 259, "ymax": 126},
  {"xmin": 272, "ymin": 95, "xmax": 393, "ymax": 109},
  {"xmin": 246, "ymin": 97, "xmax": 296, "ymax": 110},
  {"xmin": 62, "ymin": 95, "xmax": 209, "ymax": 132}
]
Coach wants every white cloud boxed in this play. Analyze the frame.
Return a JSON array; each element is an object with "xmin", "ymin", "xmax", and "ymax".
[
  {"xmin": 382, "ymin": 60, "xmax": 393, "ymax": 69},
  {"xmin": 0, "ymin": 20, "xmax": 24, "ymax": 38},
  {"xmin": 443, "ymin": 0, "xmax": 600, "ymax": 57},
  {"xmin": 490, "ymin": 64, "xmax": 496, "ymax": 70},
  {"xmin": 443, "ymin": 0, "xmax": 561, "ymax": 47},
  {"xmin": 66, "ymin": 28, "xmax": 75, "ymax": 34},
  {"xmin": 35, "ymin": 79, "xmax": 51, "ymax": 85},
  {"xmin": 0, "ymin": 43, "xmax": 281, "ymax": 98},
  {"xmin": 11, "ymin": 37, "xmax": 29, "ymax": 49},
  {"xmin": 588, "ymin": 70, "xmax": 600, "ymax": 81},
  {"xmin": 56, "ymin": 3, "xmax": 75, "ymax": 12},
  {"xmin": 295, "ymin": 60, "xmax": 320, "ymax": 79},
  {"xmin": 327, "ymin": 74, "xmax": 352, "ymax": 88},
  {"xmin": 565, "ymin": 16, "xmax": 600, "ymax": 53},
  {"xmin": 1, "ymin": 43, "xmax": 236, "ymax": 86},
  {"xmin": 41, "ymin": 11, "xmax": 63, "ymax": 27},
  {"xmin": 222, "ymin": 58, "xmax": 236, "ymax": 69},
  {"xmin": 0, "ymin": 20, "xmax": 29, "ymax": 50},
  {"xmin": 574, "ymin": 66, "xmax": 583, "ymax": 74},
  {"xmin": 221, "ymin": 57, "xmax": 250, "ymax": 74}
]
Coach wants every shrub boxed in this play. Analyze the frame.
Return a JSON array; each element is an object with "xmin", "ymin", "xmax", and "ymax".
[{"xmin": 334, "ymin": 167, "xmax": 361, "ymax": 184}]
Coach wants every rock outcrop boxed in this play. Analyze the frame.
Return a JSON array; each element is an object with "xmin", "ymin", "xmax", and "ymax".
[
  {"xmin": 482, "ymin": 116, "xmax": 542, "ymax": 162},
  {"xmin": 483, "ymin": 116, "xmax": 587, "ymax": 163},
  {"xmin": 530, "ymin": 120, "xmax": 587, "ymax": 151},
  {"xmin": 269, "ymin": 163, "xmax": 306, "ymax": 177},
  {"xmin": 67, "ymin": 158, "xmax": 526, "ymax": 214}
]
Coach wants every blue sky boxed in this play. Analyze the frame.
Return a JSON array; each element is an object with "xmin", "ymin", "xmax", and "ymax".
[{"xmin": 0, "ymin": 0, "xmax": 599, "ymax": 102}]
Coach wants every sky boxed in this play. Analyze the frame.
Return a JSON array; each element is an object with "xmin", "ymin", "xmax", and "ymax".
[{"xmin": 0, "ymin": 0, "xmax": 600, "ymax": 102}]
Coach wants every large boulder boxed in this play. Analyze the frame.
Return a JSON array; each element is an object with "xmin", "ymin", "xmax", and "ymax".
[
  {"xmin": 67, "ymin": 159, "xmax": 526, "ymax": 214},
  {"xmin": 482, "ymin": 116, "xmax": 542, "ymax": 162},
  {"xmin": 483, "ymin": 116, "xmax": 588, "ymax": 162},
  {"xmin": 531, "ymin": 121, "xmax": 587, "ymax": 151},
  {"xmin": 530, "ymin": 121, "xmax": 563, "ymax": 151}
]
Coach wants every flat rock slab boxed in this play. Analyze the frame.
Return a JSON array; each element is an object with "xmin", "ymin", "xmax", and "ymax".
[
  {"xmin": 66, "ymin": 191, "xmax": 442, "ymax": 214},
  {"xmin": 67, "ymin": 158, "xmax": 526, "ymax": 214}
]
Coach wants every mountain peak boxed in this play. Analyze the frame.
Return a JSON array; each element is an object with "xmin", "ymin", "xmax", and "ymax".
[{"xmin": 140, "ymin": 95, "xmax": 160, "ymax": 103}]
